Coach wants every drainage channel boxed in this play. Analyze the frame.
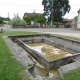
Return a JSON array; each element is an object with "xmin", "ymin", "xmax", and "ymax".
[{"xmin": 27, "ymin": 53, "xmax": 58, "ymax": 78}]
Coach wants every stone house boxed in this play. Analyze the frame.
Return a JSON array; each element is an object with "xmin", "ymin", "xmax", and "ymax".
[
  {"xmin": 24, "ymin": 12, "xmax": 42, "ymax": 18},
  {"xmin": 62, "ymin": 19, "xmax": 73, "ymax": 28},
  {"xmin": 71, "ymin": 20, "xmax": 77, "ymax": 29},
  {"xmin": 23, "ymin": 12, "xmax": 44, "ymax": 28}
]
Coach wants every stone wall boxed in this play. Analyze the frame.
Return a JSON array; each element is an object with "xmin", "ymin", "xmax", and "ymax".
[
  {"xmin": 50, "ymin": 35, "xmax": 80, "ymax": 53},
  {"xmin": 44, "ymin": 25, "xmax": 65, "ymax": 28}
]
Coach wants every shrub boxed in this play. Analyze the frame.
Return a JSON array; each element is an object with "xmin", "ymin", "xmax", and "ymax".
[
  {"xmin": 19, "ymin": 19, "xmax": 27, "ymax": 27},
  {"xmin": 0, "ymin": 19, "xmax": 3, "ymax": 24},
  {"xmin": 23, "ymin": 16, "xmax": 31, "ymax": 25},
  {"xmin": 53, "ymin": 22, "xmax": 58, "ymax": 28},
  {"xmin": 53, "ymin": 22, "xmax": 58, "ymax": 25},
  {"xmin": 10, "ymin": 17, "xmax": 27, "ymax": 28}
]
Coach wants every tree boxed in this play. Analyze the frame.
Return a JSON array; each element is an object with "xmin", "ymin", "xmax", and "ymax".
[
  {"xmin": 42, "ymin": 0, "xmax": 71, "ymax": 22},
  {"xmin": 23, "ymin": 16, "xmax": 31, "ymax": 25},
  {"xmin": 30, "ymin": 14, "xmax": 46, "ymax": 23},
  {"xmin": 0, "ymin": 16, "xmax": 10, "ymax": 21},
  {"xmin": 0, "ymin": 19, "xmax": 3, "ymax": 24},
  {"xmin": 73, "ymin": 16, "xmax": 78, "ymax": 21},
  {"xmin": 34, "ymin": 14, "xmax": 46, "ymax": 23}
]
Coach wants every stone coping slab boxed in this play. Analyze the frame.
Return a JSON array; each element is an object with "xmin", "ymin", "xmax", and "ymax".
[{"xmin": 58, "ymin": 60, "xmax": 80, "ymax": 78}]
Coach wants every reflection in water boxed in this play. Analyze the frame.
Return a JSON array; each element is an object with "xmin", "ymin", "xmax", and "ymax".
[
  {"xmin": 27, "ymin": 42, "xmax": 72, "ymax": 60},
  {"xmin": 30, "ymin": 46, "xmax": 43, "ymax": 54},
  {"xmin": 36, "ymin": 66, "xmax": 58, "ymax": 77}
]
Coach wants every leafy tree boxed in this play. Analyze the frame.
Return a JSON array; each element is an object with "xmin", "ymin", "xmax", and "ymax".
[
  {"xmin": 73, "ymin": 16, "xmax": 78, "ymax": 21},
  {"xmin": 0, "ymin": 19, "xmax": 3, "ymax": 24},
  {"xmin": 23, "ymin": 16, "xmax": 31, "ymax": 25},
  {"xmin": 0, "ymin": 16, "xmax": 10, "ymax": 21},
  {"xmin": 42, "ymin": 0, "xmax": 71, "ymax": 22},
  {"xmin": 39, "ymin": 15, "xmax": 46, "ymax": 23},
  {"xmin": 35, "ymin": 15, "xmax": 46, "ymax": 23}
]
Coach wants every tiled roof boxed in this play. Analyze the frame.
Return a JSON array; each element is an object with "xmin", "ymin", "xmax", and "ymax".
[
  {"xmin": 24, "ymin": 12, "xmax": 42, "ymax": 17},
  {"xmin": 63, "ymin": 19, "xmax": 74, "ymax": 22}
]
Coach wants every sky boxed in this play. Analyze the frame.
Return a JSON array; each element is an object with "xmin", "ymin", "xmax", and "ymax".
[{"xmin": 0, "ymin": 0, "xmax": 80, "ymax": 19}]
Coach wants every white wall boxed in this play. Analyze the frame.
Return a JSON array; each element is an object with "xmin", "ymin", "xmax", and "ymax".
[{"xmin": 77, "ymin": 12, "xmax": 80, "ymax": 29}]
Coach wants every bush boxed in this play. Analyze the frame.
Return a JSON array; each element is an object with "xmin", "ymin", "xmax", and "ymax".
[
  {"xmin": 0, "ymin": 19, "xmax": 3, "ymax": 24},
  {"xmin": 23, "ymin": 16, "xmax": 31, "ymax": 25},
  {"xmin": 10, "ymin": 17, "xmax": 27, "ymax": 28},
  {"xmin": 53, "ymin": 22, "xmax": 58, "ymax": 28},
  {"xmin": 53, "ymin": 22, "xmax": 58, "ymax": 25},
  {"xmin": 19, "ymin": 19, "xmax": 27, "ymax": 27}
]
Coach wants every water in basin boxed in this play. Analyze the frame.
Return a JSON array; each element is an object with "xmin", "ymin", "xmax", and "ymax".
[{"xmin": 27, "ymin": 42, "xmax": 72, "ymax": 60}]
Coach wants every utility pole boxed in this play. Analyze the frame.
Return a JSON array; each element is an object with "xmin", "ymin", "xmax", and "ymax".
[
  {"xmin": 33, "ymin": 10, "xmax": 36, "ymax": 28},
  {"xmin": 51, "ymin": 0, "xmax": 53, "ymax": 28},
  {"xmin": 8, "ymin": 12, "xmax": 9, "ymax": 18},
  {"xmin": 14, "ymin": 13, "xmax": 16, "ymax": 18},
  {"xmin": 17, "ymin": 13, "xmax": 19, "ymax": 18}
]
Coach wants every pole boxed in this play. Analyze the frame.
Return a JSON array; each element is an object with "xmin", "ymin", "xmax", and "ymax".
[
  {"xmin": 8, "ymin": 12, "xmax": 9, "ymax": 18},
  {"xmin": 51, "ymin": 0, "xmax": 53, "ymax": 28},
  {"xmin": 34, "ymin": 10, "xmax": 36, "ymax": 28}
]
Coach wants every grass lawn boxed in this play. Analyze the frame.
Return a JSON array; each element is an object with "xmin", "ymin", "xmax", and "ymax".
[
  {"xmin": 53, "ymin": 34, "xmax": 80, "ymax": 41},
  {"xmin": 57, "ymin": 68, "xmax": 80, "ymax": 80},
  {"xmin": 0, "ymin": 31, "xmax": 39, "ymax": 80}
]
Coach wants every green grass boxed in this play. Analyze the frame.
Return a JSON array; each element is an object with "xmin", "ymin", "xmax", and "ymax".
[
  {"xmin": 2, "ymin": 31, "xmax": 39, "ymax": 35},
  {"xmin": 57, "ymin": 68, "xmax": 80, "ymax": 80},
  {"xmin": 53, "ymin": 34, "xmax": 80, "ymax": 41},
  {"xmin": 0, "ymin": 31, "xmax": 39, "ymax": 80}
]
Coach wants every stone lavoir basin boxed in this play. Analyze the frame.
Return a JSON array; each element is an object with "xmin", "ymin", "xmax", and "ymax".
[
  {"xmin": 27, "ymin": 42, "xmax": 72, "ymax": 61},
  {"xmin": 8, "ymin": 34, "xmax": 80, "ymax": 79},
  {"xmin": 25, "ymin": 42, "xmax": 72, "ymax": 77},
  {"xmin": 15, "ymin": 35, "xmax": 76, "ymax": 70}
]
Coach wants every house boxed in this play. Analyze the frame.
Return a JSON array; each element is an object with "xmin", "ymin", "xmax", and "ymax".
[
  {"xmin": 24, "ymin": 12, "xmax": 42, "ymax": 18},
  {"xmin": 23, "ymin": 12, "xmax": 44, "ymax": 28},
  {"xmin": 71, "ymin": 20, "xmax": 77, "ymax": 29},
  {"xmin": 62, "ymin": 19, "xmax": 74, "ymax": 28}
]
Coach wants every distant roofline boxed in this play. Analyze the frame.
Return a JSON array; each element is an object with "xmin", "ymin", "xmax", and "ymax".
[
  {"xmin": 24, "ymin": 12, "xmax": 43, "ymax": 14},
  {"xmin": 24, "ymin": 12, "xmax": 43, "ymax": 17},
  {"xmin": 63, "ymin": 19, "xmax": 74, "ymax": 22}
]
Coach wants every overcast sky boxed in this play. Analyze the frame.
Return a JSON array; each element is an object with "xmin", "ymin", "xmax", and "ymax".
[{"xmin": 0, "ymin": 0, "xmax": 80, "ymax": 19}]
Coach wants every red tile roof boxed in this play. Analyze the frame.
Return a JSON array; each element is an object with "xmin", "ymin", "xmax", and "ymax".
[{"xmin": 24, "ymin": 12, "xmax": 42, "ymax": 17}]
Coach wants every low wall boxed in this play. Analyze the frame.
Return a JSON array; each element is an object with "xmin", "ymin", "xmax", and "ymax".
[
  {"xmin": 44, "ymin": 25, "xmax": 65, "ymax": 28},
  {"xmin": 58, "ymin": 58, "xmax": 80, "ymax": 78},
  {"xmin": 50, "ymin": 35, "xmax": 80, "ymax": 53}
]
